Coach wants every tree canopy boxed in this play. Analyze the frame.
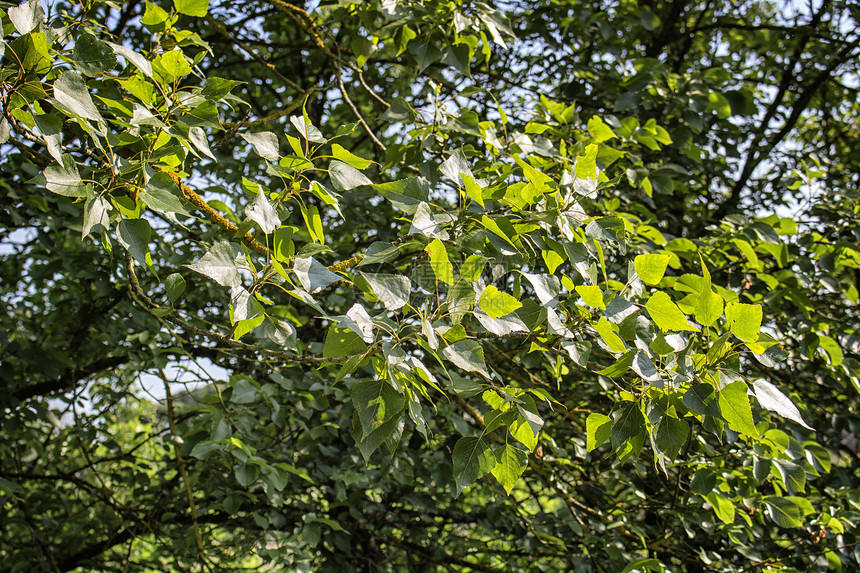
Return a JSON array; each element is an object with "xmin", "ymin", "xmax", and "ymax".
[{"xmin": 2, "ymin": 0, "xmax": 860, "ymax": 571}]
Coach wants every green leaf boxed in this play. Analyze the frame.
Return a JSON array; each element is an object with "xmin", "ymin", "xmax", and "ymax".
[
  {"xmin": 425, "ymin": 238, "xmax": 454, "ymax": 285},
  {"xmin": 587, "ymin": 116, "xmax": 617, "ymax": 143},
  {"xmin": 818, "ymin": 334, "xmax": 843, "ymax": 367},
  {"xmin": 491, "ymin": 444, "xmax": 528, "ymax": 495},
  {"xmin": 707, "ymin": 492, "xmax": 735, "ymax": 525},
  {"xmin": 409, "ymin": 41, "xmax": 443, "ymax": 72},
  {"xmin": 374, "ymin": 178, "xmax": 430, "ymax": 213},
  {"xmin": 594, "ymin": 317, "xmax": 627, "ymax": 353},
  {"xmin": 695, "ymin": 287, "xmax": 724, "ymax": 327},
  {"xmin": 141, "ymin": 1, "xmax": 173, "ymax": 30},
  {"xmin": 299, "ymin": 203, "xmax": 325, "ymax": 244},
  {"xmin": 718, "ymin": 381, "xmax": 758, "ymax": 437},
  {"xmin": 752, "ymin": 379, "xmax": 813, "ymax": 430},
  {"xmin": 355, "ymin": 413, "xmax": 403, "ymax": 461},
  {"xmin": 234, "ymin": 463, "xmax": 258, "ymax": 487},
  {"xmin": 174, "ymin": 0, "xmax": 209, "ymax": 17},
  {"xmin": 510, "ymin": 415, "xmax": 539, "ymax": 451},
  {"xmin": 514, "ymin": 401, "xmax": 544, "ymax": 444},
  {"xmin": 480, "ymin": 215, "xmax": 519, "ymax": 251},
  {"xmin": 634, "ymin": 254, "xmax": 671, "ymax": 285},
  {"xmin": 452, "ymin": 436, "xmax": 495, "ymax": 496},
  {"xmin": 460, "ymin": 254, "xmax": 488, "ymax": 282},
  {"xmin": 690, "ymin": 469, "xmax": 717, "ymax": 495},
  {"xmin": 323, "ymin": 328, "xmax": 367, "ymax": 358},
  {"xmin": 53, "ymin": 71, "xmax": 104, "ymax": 123},
  {"xmin": 329, "ymin": 160, "xmax": 372, "ymax": 191},
  {"xmin": 189, "ymin": 441, "xmax": 220, "ymax": 460},
  {"xmin": 164, "ymin": 273, "xmax": 186, "ymax": 304},
  {"xmin": 586, "ymin": 413, "xmax": 612, "ymax": 451},
  {"xmin": 478, "ymin": 285, "xmax": 521, "ymax": 318},
  {"xmin": 442, "ymin": 339, "xmax": 489, "ymax": 378},
  {"xmin": 620, "ymin": 559, "xmax": 664, "ymax": 573},
  {"xmin": 595, "ymin": 350, "xmax": 635, "ymax": 377},
  {"xmin": 230, "ymin": 377, "xmax": 258, "ymax": 404},
  {"xmin": 331, "ymin": 143, "xmax": 372, "ymax": 169},
  {"xmin": 725, "ymin": 302, "xmax": 762, "ymax": 342},
  {"xmin": 576, "ymin": 285, "xmax": 605, "ymax": 309},
  {"xmin": 72, "ymin": 32, "xmax": 115, "ymax": 77},
  {"xmin": 645, "ymin": 292, "xmax": 699, "ymax": 332},
  {"xmin": 362, "ymin": 272, "xmax": 411, "ymax": 310},
  {"xmin": 352, "ymin": 378, "xmax": 406, "ymax": 438},
  {"xmin": 462, "ymin": 174, "xmax": 485, "ymax": 207},
  {"xmin": 157, "ymin": 49, "xmax": 191, "ymax": 81},
  {"xmin": 575, "ymin": 144, "xmax": 599, "ymax": 180}
]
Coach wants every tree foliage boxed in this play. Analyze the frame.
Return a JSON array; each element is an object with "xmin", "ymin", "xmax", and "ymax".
[{"xmin": 1, "ymin": 0, "xmax": 860, "ymax": 571}]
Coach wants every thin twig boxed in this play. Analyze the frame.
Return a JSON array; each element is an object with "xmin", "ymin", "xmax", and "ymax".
[{"xmin": 160, "ymin": 369, "xmax": 211, "ymax": 571}]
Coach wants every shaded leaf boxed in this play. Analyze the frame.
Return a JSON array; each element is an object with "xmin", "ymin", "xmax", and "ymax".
[
  {"xmin": 82, "ymin": 196, "xmax": 110, "ymax": 238},
  {"xmin": 53, "ymin": 71, "xmax": 104, "ymax": 122},
  {"xmin": 40, "ymin": 155, "xmax": 85, "ymax": 197},
  {"xmin": 117, "ymin": 219, "xmax": 151, "ymax": 266},
  {"xmin": 241, "ymin": 131, "xmax": 279, "ymax": 161},
  {"xmin": 764, "ymin": 496, "xmax": 803, "ymax": 528},
  {"xmin": 9, "ymin": 0, "xmax": 43, "ymax": 34},
  {"xmin": 294, "ymin": 257, "xmax": 340, "ymax": 293},
  {"xmin": 521, "ymin": 272, "xmax": 560, "ymax": 306},
  {"xmin": 329, "ymin": 160, "xmax": 372, "ymax": 191},
  {"xmin": 72, "ymin": 32, "xmax": 115, "ymax": 76},
  {"xmin": 290, "ymin": 114, "xmax": 326, "ymax": 143},
  {"xmin": 442, "ymin": 339, "xmax": 489, "ymax": 378},
  {"xmin": 611, "ymin": 401, "xmax": 645, "ymax": 451},
  {"xmin": 362, "ymin": 272, "xmax": 411, "ymax": 310},
  {"xmin": 452, "ymin": 436, "xmax": 495, "ymax": 496},
  {"xmin": 245, "ymin": 191, "xmax": 280, "ymax": 234},
  {"xmin": 187, "ymin": 241, "xmax": 240, "ymax": 287},
  {"xmin": 753, "ymin": 379, "xmax": 813, "ymax": 430}
]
